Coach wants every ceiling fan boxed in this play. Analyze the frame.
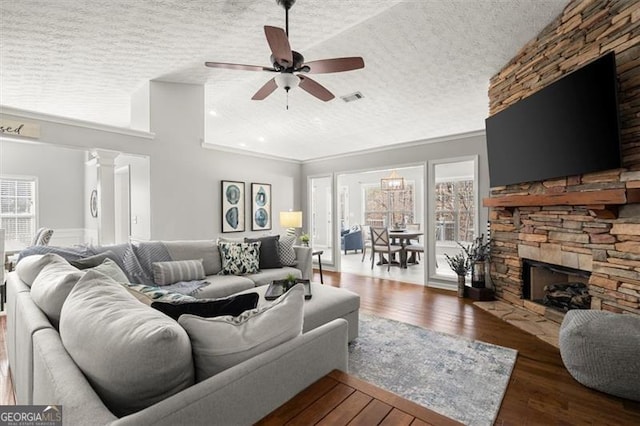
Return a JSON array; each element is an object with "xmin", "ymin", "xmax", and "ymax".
[{"xmin": 204, "ymin": 0, "xmax": 364, "ymax": 103}]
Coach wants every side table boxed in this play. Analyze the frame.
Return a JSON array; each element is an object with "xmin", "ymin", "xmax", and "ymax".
[{"xmin": 312, "ymin": 250, "xmax": 324, "ymax": 284}]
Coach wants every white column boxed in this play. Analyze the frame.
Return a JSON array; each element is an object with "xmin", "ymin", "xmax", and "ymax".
[{"xmin": 92, "ymin": 149, "xmax": 120, "ymax": 245}]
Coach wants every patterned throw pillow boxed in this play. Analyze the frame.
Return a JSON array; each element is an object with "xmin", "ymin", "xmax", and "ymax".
[
  {"xmin": 123, "ymin": 283, "xmax": 198, "ymax": 305},
  {"xmin": 278, "ymin": 234, "xmax": 297, "ymax": 266},
  {"xmin": 218, "ymin": 241, "xmax": 261, "ymax": 275},
  {"xmin": 152, "ymin": 259, "xmax": 206, "ymax": 286}
]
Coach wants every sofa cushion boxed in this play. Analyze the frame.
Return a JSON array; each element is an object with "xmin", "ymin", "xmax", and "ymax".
[
  {"xmin": 59, "ymin": 269, "xmax": 195, "ymax": 417},
  {"xmin": 163, "ymin": 240, "xmax": 221, "ymax": 275},
  {"xmin": 31, "ymin": 258, "xmax": 128, "ymax": 328},
  {"xmin": 30, "ymin": 255, "xmax": 84, "ymax": 328},
  {"xmin": 218, "ymin": 241, "xmax": 261, "ymax": 275},
  {"xmin": 193, "ymin": 275, "xmax": 256, "ymax": 299},
  {"xmin": 151, "ymin": 292, "xmax": 259, "ymax": 320},
  {"xmin": 152, "ymin": 259, "xmax": 206, "ymax": 286},
  {"xmin": 246, "ymin": 267, "xmax": 302, "ymax": 287},
  {"xmin": 15, "ymin": 254, "xmax": 49, "ymax": 286},
  {"xmin": 123, "ymin": 283, "xmax": 198, "ymax": 304},
  {"xmin": 179, "ymin": 284, "xmax": 305, "ymax": 381},
  {"xmin": 245, "ymin": 235, "xmax": 282, "ymax": 269},
  {"xmin": 278, "ymin": 234, "xmax": 297, "ymax": 266}
]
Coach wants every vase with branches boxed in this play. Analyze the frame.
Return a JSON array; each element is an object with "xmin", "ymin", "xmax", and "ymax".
[
  {"xmin": 445, "ymin": 252, "xmax": 470, "ymax": 297},
  {"xmin": 459, "ymin": 234, "xmax": 491, "ymax": 288}
]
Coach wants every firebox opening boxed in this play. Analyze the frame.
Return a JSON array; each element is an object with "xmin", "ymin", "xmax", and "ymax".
[{"xmin": 523, "ymin": 259, "xmax": 591, "ymax": 314}]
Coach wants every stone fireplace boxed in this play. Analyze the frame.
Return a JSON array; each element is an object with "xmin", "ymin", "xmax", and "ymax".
[
  {"xmin": 522, "ymin": 259, "xmax": 591, "ymax": 323},
  {"xmin": 485, "ymin": 0, "xmax": 640, "ymax": 320}
]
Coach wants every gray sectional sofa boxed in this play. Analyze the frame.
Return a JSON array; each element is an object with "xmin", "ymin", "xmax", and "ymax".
[{"xmin": 7, "ymin": 239, "xmax": 359, "ymax": 425}]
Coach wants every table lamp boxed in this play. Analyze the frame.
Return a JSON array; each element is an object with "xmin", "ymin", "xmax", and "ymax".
[{"xmin": 280, "ymin": 211, "xmax": 302, "ymax": 237}]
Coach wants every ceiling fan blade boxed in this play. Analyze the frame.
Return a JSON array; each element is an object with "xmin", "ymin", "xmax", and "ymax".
[
  {"xmin": 252, "ymin": 78, "xmax": 278, "ymax": 100},
  {"xmin": 205, "ymin": 62, "xmax": 275, "ymax": 72},
  {"xmin": 304, "ymin": 57, "xmax": 365, "ymax": 74},
  {"xmin": 264, "ymin": 26, "xmax": 293, "ymax": 67},
  {"xmin": 298, "ymin": 76, "xmax": 334, "ymax": 101}
]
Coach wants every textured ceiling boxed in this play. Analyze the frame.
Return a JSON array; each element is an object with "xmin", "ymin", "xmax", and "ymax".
[{"xmin": 0, "ymin": 0, "xmax": 569, "ymax": 161}]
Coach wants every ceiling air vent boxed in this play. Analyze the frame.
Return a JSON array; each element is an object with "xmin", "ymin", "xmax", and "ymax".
[{"xmin": 340, "ymin": 91, "xmax": 364, "ymax": 103}]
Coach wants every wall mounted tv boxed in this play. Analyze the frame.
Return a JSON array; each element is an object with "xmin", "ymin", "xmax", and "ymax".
[{"xmin": 485, "ymin": 51, "xmax": 622, "ymax": 188}]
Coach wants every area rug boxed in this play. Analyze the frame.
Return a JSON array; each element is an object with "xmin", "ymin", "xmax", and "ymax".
[{"xmin": 348, "ymin": 314, "xmax": 518, "ymax": 426}]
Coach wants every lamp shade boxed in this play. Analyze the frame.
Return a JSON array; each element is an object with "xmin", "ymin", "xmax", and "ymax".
[
  {"xmin": 280, "ymin": 211, "xmax": 302, "ymax": 228},
  {"xmin": 275, "ymin": 73, "xmax": 300, "ymax": 90}
]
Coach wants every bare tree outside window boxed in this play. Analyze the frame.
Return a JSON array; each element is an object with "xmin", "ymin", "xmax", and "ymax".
[
  {"xmin": 435, "ymin": 180, "xmax": 474, "ymax": 242},
  {"xmin": 363, "ymin": 183, "xmax": 415, "ymax": 227}
]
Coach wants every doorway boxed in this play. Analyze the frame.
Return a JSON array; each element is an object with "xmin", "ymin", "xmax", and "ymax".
[{"xmin": 114, "ymin": 165, "xmax": 131, "ymax": 244}]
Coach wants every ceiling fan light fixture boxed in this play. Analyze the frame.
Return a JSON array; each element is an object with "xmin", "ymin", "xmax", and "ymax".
[{"xmin": 275, "ymin": 73, "xmax": 300, "ymax": 91}]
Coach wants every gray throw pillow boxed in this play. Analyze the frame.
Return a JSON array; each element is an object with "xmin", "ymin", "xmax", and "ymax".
[
  {"xmin": 15, "ymin": 254, "xmax": 49, "ymax": 286},
  {"xmin": 179, "ymin": 284, "xmax": 304, "ymax": 381},
  {"xmin": 30, "ymin": 256, "xmax": 84, "ymax": 328},
  {"xmin": 59, "ymin": 270, "xmax": 195, "ymax": 417},
  {"xmin": 278, "ymin": 234, "xmax": 297, "ymax": 266},
  {"xmin": 152, "ymin": 259, "xmax": 206, "ymax": 286},
  {"xmin": 245, "ymin": 235, "xmax": 282, "ymax": 269}
]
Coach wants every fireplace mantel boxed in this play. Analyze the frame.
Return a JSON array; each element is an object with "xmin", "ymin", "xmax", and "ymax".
[{"xmin": 483, "ymin": 188, "xmax": 640, "ymax": 218}]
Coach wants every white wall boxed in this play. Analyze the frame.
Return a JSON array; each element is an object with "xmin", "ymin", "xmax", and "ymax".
[
  {"xmin": 0, "ymin": 139, "xmax": 86, "ymax": 245},
  {"xmin": 115, "ymin": 154, "xmax": 151, "ymax": 241}
]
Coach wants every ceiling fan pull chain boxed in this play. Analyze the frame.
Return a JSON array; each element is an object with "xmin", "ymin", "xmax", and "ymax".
[{"xmin": 286, "ymin": 90, "xmax": 289, "ymax": 110}]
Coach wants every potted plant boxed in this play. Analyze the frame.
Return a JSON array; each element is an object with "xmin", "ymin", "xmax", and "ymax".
[
  {"xmin": 285, "ymin": 273, "xmax": 298, "ymax": 290},
  {"xmin": 300, "ymin": 233, "xmax": 310, "ymax": 247},
  {"xmin": 444, "ymin": 252, "xmax": 470, "ymax": 298}
]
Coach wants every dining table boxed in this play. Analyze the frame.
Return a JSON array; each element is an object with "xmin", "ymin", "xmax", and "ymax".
[{"xmin": 380, "ymin": 229, "xmax": 424, "ymax": 268}]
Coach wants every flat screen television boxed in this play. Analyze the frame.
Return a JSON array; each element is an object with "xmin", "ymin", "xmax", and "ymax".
[{"xmin": 485, "ymin": 51, "xmax": 622, "ymax": 188}]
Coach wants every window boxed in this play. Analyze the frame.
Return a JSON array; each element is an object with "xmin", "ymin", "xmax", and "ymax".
[
  {"xmin": 434, "ymin": 180, "xmax": 474, "ymax": 242},
  {"xmin": 1, "ymin": 176, "xmax": 37, "ymax": 246},
  {"xmin": 363, "ymin": 182, "xmax": 415, "ymax": 227}
]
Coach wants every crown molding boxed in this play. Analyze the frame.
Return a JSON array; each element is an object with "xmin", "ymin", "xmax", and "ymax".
[
  {"xmin": 200, "ymin": 141, "xmax": 302, "ymax": 164},
  {"xmin": 301, "ymin": 130, "xmax": 486, "ymax": 164},
  {"xmin": 0, "ymin": 105, "xmax": 155, "ymax": 139}
]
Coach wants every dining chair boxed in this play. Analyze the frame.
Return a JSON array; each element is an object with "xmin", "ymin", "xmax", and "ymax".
[
  {"xmin": 361, "ymin": 225, "xmax": 372, "ymax": 262},
  {"xmin": 370, "ymin": 227, "xmax": 403, "ymax": 272},
  {"xmin": 405, "ymin": 223, "xmax": 423, "ymax": 262}
]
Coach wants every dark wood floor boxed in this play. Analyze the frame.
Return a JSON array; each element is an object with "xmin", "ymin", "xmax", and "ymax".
[{"xmin": 2, "ymin": 270, "xmax": 640, "ymax": 424}]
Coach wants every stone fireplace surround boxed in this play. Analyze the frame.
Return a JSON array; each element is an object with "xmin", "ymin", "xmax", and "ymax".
[{"xmin": 485, "ymin": 0, "xmax": 640, "ymax": 320}]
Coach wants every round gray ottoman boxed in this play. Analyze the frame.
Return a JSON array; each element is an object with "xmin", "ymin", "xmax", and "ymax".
[{"xmin": 559, "ymin": 309, "xmax": 640, "ymax": 401}]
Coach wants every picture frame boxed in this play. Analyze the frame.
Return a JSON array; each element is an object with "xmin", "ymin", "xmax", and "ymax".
[
  {"xmin": 251, "ymin": 183, "xmax": 272, "ymax": 231},
  {"xmin": 221, "ymin": 180, "xmax": 245, "ymax": 233}
]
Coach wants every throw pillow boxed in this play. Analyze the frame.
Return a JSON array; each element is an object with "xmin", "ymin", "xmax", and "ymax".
[
  {"xmin": 278, "ymin": 234, "xmax": 297, "ymax": 266},
  {"xmin": 15, "ymin": 254, "xmax": 49, "ymax": 286},
  {"xmin": 123, "ymin": 283, "xmax": 198, "ymax": 304},
  {"xmin": 244, "ymin": 235, "xmax": 282, "ymax": 269},
  {"xmin": 69, "ymin": 250, "xmax": 118, "ymax": 269},
  {"xmin": 59, "ymin": 269, "xmax": 194, "ymax": 417},
  {"xmin": 30, "ymin": 256, "xmax": 84, "ymax": 328},
  {"xmin": 90, "ymin": 258, "xmax": 129, "ymax": 284},
  {"xmin": 178, "ymin": 284, "xmax": 305, "ymax": 381},
  {"xmin": 217, "ymin": 241, "xmax": 261, "ymax": 275},
  {"xmin": 151, "ymin": 292, "xmax": 259, "ymax": 320},
  {"xmin": 152, "ymin": 259, "xmax": 206, "ymax": 286}
]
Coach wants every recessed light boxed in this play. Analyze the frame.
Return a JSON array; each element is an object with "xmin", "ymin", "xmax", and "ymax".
[
  {"xmin": 209, "ymin": 110, "xmax": 217, "ymax": 116},
  {"xmin": 258, "ymin": 136, "xmax": 265, "ymax": 142},
  {"xmin": 238, "ymin": 142, "xmax": 247, "ymax": 147}
]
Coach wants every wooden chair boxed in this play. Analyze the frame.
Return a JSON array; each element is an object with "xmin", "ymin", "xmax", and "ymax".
[
  {"xmin": 370, "ymin": 227, "xmax": 403, "ymax": 272},
  {"xmin": 405, "ymin": 223, "xmax": 424, "ymax": 263}
]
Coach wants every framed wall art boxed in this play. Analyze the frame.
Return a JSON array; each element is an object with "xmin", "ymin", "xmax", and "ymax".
[
  {"xmin": 221, "ymin": 180, "xmax": 245, "ymax": 233},
  {"xmin": 251, "ymin": 182, "xmax": 271, "ymax": 231},
  {"xmin": 90, "ymin": 189, "xmax": 98, "ymax": 218}
]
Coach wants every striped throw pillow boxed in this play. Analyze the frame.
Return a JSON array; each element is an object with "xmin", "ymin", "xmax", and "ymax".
[{"xmin": 152, "ymin": 259, "xmax": 206, "ymax": 286}]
